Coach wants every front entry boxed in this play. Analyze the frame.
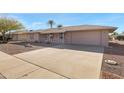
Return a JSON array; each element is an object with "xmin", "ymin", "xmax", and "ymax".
[{"xmin": 46, "ymin": 33, "xmax": 64, "ymax": 44}]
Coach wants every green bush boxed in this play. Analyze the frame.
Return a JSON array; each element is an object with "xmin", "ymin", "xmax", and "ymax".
[{"xmin": 116, "ymin": 35, "xmax": 124, "ymax": 40}]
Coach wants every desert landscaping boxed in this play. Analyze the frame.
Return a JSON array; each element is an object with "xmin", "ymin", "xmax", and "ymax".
[
  {"xmin": 101, "ymin": 41, "xmax": 124, "ymax": 79},
  {"xmin": 0, "ymin": 14, "xmax": 124, "ymax": 79},
  {"xmin": 0, "ymin": 41, "xmax": 103, "ymax": 79},
  {"xmin": 0, "ymin": 40, "xmax": 124, "ymax": 79}
]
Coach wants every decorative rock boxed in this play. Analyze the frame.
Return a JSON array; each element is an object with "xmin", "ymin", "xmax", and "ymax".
[
  {"xmin": 104, "ymin": 60, "xmax": 118, "ymax": 65},
  {"xmin": 25, "ymin": 43, "xmax": 32, "ymax": 47}
]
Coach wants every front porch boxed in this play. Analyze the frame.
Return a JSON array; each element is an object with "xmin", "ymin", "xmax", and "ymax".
[{"xmin": 39, "ymin": 33, "xmax": 65, "ymax": 44}]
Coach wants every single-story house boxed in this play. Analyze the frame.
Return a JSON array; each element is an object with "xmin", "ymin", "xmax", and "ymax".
[
  {"xmin": 12, "ymin": 25, "xmax": 117, "ymax": 47},
  {"xmin": 12, "ymin": 31, "xmax": 40, "ymax": 42}
]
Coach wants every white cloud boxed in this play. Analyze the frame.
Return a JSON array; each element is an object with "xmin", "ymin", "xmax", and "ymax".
[
  {"xmin": 27, "ymin": 22, "xmax": 45, "ymax": 30},
  {"xmin": 32, "ymin": 22, "xmax": 44, "ymax": 26}
]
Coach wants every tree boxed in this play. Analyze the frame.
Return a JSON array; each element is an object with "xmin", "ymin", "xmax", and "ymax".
[
  {"xmin": 47, "ymin": 20, "xmax": 55, "ymax": 28},
  {"xmin": 0, "ymin": 17, "xmax": 24, "ymax": 42},
  {"xmin": 109, "ymin": 31, "xmax": 118, "ymax": 40},
  {"xmin": 112, "ymin": 32, "xmax": 118, "ymax": 36},
  {"xmin": 57, "ymin": 24, "xmax": 63, "ymax": 28},
  {"xmin": 121, "ymin": 31, "xmax": 124, "ymax": 34}
]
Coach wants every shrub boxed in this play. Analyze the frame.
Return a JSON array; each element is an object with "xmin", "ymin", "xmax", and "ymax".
[{"xmin": 116, "ymin": 35, "xmax": 124, "ymax": 41}]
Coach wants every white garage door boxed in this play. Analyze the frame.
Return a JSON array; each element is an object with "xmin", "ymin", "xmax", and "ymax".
[{"xmin": 65, "ymin": 31, "xmax": 101, "ymax": 46}]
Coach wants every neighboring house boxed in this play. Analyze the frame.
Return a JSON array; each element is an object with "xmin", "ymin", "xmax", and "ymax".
[{"xmin": 12, "ymin": 25, "xmax": 117, "ymax": 47}]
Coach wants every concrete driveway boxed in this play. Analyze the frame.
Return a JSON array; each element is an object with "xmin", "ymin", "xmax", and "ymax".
[
  {"xmin": 0, "ymin": 51, "xmax": 65, "ymax": 79},
  {"xmin": 14, "ymin": 45, "xmax": 104, "ymax": 79}
]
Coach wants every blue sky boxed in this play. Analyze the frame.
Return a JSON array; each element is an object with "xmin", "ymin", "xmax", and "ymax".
[{"xmin": 1, "ymin": 13, "xmax": 124, "ymax": 33}]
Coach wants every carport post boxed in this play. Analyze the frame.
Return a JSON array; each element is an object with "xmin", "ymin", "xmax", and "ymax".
[{"xmin": 63, "ymin": 33, "xmax": 65, "ymax": 44}]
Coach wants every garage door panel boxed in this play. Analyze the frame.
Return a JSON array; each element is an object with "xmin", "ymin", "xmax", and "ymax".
[
  {"xmin": 71, "ymin": 31, "xmax": 101, "ymax": 45},
  {"xmin": 65, "ymin": 32, "xmax": 71, "ymax": 44}
]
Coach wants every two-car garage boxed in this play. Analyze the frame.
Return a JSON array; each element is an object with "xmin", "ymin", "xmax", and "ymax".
[{"xmin": 64, "ymin": 30, "xmax": 109, "ymax": 47}]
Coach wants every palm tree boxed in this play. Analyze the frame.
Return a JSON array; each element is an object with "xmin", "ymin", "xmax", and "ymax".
[
  {"xmin": 47, "ymin": 20, "xmax": 55, "ymax": 28},
  {"xmin": 57, "ymin": 24, "xmax": 63, "ymax": 28}
]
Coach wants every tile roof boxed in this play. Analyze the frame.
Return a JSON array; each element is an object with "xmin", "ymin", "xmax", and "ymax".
[
  {"xmin": 37, "ymin": 25, "xmax": 117, "ymax": 34},
  {"xmin": 12, "ymin": 31, "xmax": 40, "ymax": 34},
  {"xmin": 12, "ymin": 25, "xmax": 118, "ymax": 34}
]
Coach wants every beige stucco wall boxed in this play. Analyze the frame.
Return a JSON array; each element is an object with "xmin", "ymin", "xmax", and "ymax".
[
  {"xmin": 12, "ymin": 30, "xmax": 109, "ymax": 47},
  {"xmin": 100, "ymin": 30, "xmax": 109, "ymax": 46},
  {"xmin": 52, "ymin": 34, "xmax": 59, "ymax": 43},
  {"xmin": 12, "ymin": 34, "xmax": 18, "ymax": 40},
  {"xmin": 64, "ymin": 30, "xmax": 109, "ymax": 47},
  {"xmin": 19, "ymin": 34, "xmax": 27, "ymax": 41},
  {"xmin": 39, "ymin": 33, "xmax": 64, "ymax": 44},
  {"xmin": 12, "ymin": 33, "xmax": 40, "ymax": 42},
  {"xmin": 52, "ymin": 33, "xmax": 64, "ymax": 44},
  {"xmin": 12, "ymin": 34, "xmax": 26, "ymax": 41},
  {"xmin": 26, "ymin": 33, "xmax": 39, "ymax": 42},
  {"xmin": 39, "ymin": 34, "xmax": 47, "ymax": 43}
]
